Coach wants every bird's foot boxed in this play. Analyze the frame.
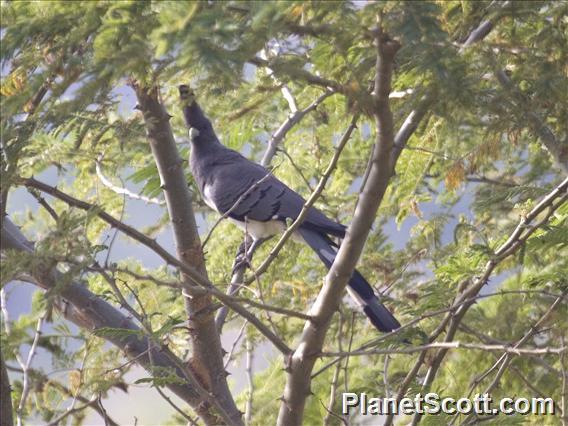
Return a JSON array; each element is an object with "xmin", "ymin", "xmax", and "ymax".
[{"xmin": 231, "ymin": 254, "xmax": 252, "ymax": 274}]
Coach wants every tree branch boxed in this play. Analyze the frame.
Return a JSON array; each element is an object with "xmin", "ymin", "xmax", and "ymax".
[
  {"xmin": 459, "ymin": 292, "xmax": 566, "ymax": 424},
  {"xmin": 392, "ymin": 0, "xmax": 511, "ymax": 160},
  {"xmin": 244, "ymin": 329, "xmax": 254, "ymax": 426},
  {"xmin": 8, "ymin": 357, "xmax": 122, "ymax": 426},
  {"xmin": 381, "ymin": 11, "xmax": 523, "ymax": 423},
  {"xmin": 320, "ymin": 341, "xmax": 567, "ymax": 357},
  {"xmin": 44, "ymin": 396, "xmax": 100, "ymax": 426},
  {"xmin": 276, "ymin": 27, "xmax": 400, "ymax": 426},
  {"xmin": 0, "ymin": 217, "xmax": 223, "ymax": 425},
  {"xmin": 407, "ymin": 177, "xmax": 567, "ymax": 425},
  {"xmin": 248, "ymin": 56, "xmax": 344, "ymax": 94},
  {"xmin": 460, "ymin": 1, "xmax": 510, "ymax": 50},
  {"xmin": 261, "ymin": 89, "xmax": 335, "ymax": 167},
  {"xmin": 0, "ymin": 349, "xmax": 14, "ymax": 426},
  {"xmin": 20, "ymin": 177, "xmax": 291, "ymax": 355},
  {"xmin": 494, "ymin": 68, "xmax": 568, "ymax": 173},
  {"xmin": 95, "ymin": 154, "xmax": 165, "ymax": 205},
  {"xmin": 131, "ymin": 81, "xmax": 243, "ymax": 426},
  {"xmin": 245, "ymin": 115, "xmax": 359, "ymax": 285},
  {"xmin": 16, "ymin": 312, "xmax": 45, "ymax": 426}
]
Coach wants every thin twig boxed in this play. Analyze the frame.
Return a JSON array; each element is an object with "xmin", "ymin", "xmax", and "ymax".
[
  {"xmin": 95, "ymin": 154, "xmax": 164, "ymax": 205},
  {"xmin": 383, "ymin": 355, "xmax": 391, "ymax": 399},
  {"xmin": 96, "ymin": 394, "xmax": 113, "ymax": 426},
  {"xmin": 452, "ymin": 326, "xmax": 564, "ymax": 425},
  {"xmin": 459, "ymin": 292, "xmax": 566, "ymax": 424},
  {"xmin": 319, "ymin": 398, "xmax": 348, "ymax": 426},
  {"xmin": 343, "ymin": 313, "xmax": 356, "ymax": 393},
  {"xmin": 320, "ymin": 341, "xmax": 567, "ymax": 358},
  {"xmin": 68, "ymin": 343, "xmax": 90, "ymax": 412},
  {"xmin": 386, "ymin": 176, "xmax": 567, "ymax": 426},
  {"xmin": 147, "ymin": 340, "xmax": 199, "ymax": 425},
  {"xmin": 17, "ymin": 312, "xmax": 46, "ymax": 426},
  {"xmin": 561, "ymin": 335, "xmax": 567, "ymax": 425},
  {"xmin": 277, "ymin": 148, "xmax": 317, "ymax": 194},
  {"xmin": 96, "ymin": 264, "xmax": 145, "ymax": 325},
  {"xmin": 202, "ymin": 172, "xmax": 273, "ymax": 249},
  {"xmin": 324, "ymin": 314, "xmax": 345, "ymax": 426},
  {"xmin": 27, "ymin": 189, "xmax": 59, "ymax": 221},
  {"xmin": 45, "ymin": 396, "xmax": 99, "ymax": 426},
  {"xmin": 245, "ymin": 115, "xmax": 359, "ymax": 284},
  {"xmin": 224, "ymin": 320, "xmax": 248, "ymax": 369},
  {"xmin": 312, "ymin": 288, "xmax": 563, "ymax": 379},
  {"xmin": 244, "ymin": 328, "xmax": 254, "ymax": 426},
  {"xmin": 244, "ymin": 221, "xmax": 279, "ymax": 336},
  {"xmin": 100, "ymin": 177, "xmax": 126, "ymax": 269},
  {"xmin": 94, "ymin": 264, "xmax": 312, "ymax": 321}
]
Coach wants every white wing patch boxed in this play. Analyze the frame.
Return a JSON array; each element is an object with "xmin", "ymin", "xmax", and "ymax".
[
  {"xmin": 189, "ymin": 127, "xmax": 201, "ymax": 140},
  {"xmin": 202, "ymin": 184, "xmax": 219, "ymax": 212}
]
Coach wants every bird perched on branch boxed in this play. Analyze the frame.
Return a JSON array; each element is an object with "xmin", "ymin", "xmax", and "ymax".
[{"xmin": 179, "ymin": 84, "xmax": 400, "ymax": 333}]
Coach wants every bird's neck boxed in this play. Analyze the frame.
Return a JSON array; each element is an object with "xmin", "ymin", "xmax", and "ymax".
[
  {"xmin": 183, "ymin": 102, "xmax": 224, "ymax": 147},
  {"xmin": 183, "ymin": 102, "xmax": 213, "ymax": 132}
]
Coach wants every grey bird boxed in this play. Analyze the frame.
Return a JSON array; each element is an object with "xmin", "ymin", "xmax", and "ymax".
[{"xmin": 179, "ymin": 85, "xmax": 400, "ymax": 332}]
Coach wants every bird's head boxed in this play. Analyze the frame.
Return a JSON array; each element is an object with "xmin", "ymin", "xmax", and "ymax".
[
  {"xmin": 179, "ymin": 84, "xmax": 207, "ymax": 130},
  {"xmin": 178, "ymin": 84, "xmax": 195, "ymax": 106}
]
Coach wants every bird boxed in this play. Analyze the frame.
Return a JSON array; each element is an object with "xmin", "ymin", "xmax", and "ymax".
[{"xmin": 179, "ymin": 84, "xmax": 401, "ymax": 333}]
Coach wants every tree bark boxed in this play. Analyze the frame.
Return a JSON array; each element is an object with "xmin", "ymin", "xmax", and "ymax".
[
  {"xmin": 0, "ymin": 218, "xmax": 221, "ymax": 425},
  {"xmin": 1, "ymin": 349, "xmax": 14, "ymax": 426},
  {"xmin": 132, "ymin": 83, "xmax": 242, "ymax": 425},
  {"xmin": 276, "ymin": 30, "xmax": 400, "ymax": 426}
]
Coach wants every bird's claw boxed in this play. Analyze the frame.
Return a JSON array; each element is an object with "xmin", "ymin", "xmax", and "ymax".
[{"xmin": 231, "ymin": 255, "xmax": 251, "ymax": 274}]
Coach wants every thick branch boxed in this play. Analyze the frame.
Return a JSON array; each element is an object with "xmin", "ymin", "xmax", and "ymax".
[
  {"xmin": 0, "ymin": 350, "xmax": 13, "ymax": 426},
  {"xmin": 131, "ymin": 83, "xmax": 242, "ymax": 426},
  {"xmin": 276, "ymin": 30, "xmax": 400, "ymax": 426},
  {"xmin": 0, "ymin": 217, "xmax": 221, "ymax": 425}
]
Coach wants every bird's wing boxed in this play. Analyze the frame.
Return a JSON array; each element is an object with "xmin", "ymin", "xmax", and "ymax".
[{"xmin": 205, "ymin": 150, "xmax": 345, "ymax": 237}]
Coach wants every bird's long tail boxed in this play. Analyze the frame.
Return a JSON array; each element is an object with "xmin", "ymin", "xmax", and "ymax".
[{"xmin": 298, "ymin": 227, "xmax": 401, "ymax": 332}]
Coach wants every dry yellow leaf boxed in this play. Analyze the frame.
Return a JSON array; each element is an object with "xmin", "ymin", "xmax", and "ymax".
[{"xmin": 445, "ymin": 160, "xmax": 465, "ymax": 190}]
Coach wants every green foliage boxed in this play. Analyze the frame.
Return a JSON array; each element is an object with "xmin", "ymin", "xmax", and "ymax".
[{"xmin": 1, "ymin": 1, "xmax": 566, "ymax": 424}]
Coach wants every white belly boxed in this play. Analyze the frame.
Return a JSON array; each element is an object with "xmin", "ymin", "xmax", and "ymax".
[{"xmin": 229, "ymin": 218, "xmax": 286, "ymax": 239}]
